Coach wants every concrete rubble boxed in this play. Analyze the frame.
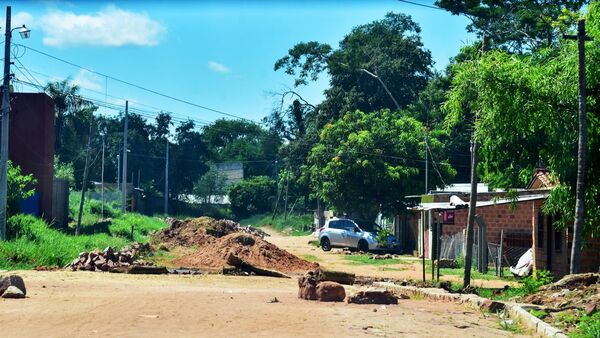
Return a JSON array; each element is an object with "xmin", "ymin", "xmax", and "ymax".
[
  {"xmin": 67, "ymin": 243, "xmax": 154, "ymax": 272},
  {"xmin": 0, "ymin": 275, "xmax": 27, "ymax": 299}
]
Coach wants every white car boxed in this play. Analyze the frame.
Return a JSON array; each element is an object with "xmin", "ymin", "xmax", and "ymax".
[{"xmin": 317, "ymin": 218, "xmax": 398, "ymax": 252}]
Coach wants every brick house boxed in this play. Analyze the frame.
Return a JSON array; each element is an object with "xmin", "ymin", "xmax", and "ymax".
[{"xmin": 400, "ymin": 170, "xmax": 599, "ymax": 278}]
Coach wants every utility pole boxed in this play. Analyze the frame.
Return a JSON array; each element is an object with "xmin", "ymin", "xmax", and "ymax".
[
  {"xmin": 121, "ymin": 101, "xmax": 128, "ymax": 212},
  {"xmin": 117, "ymin": 154, "xmax": 120, "ymax": 190},
  {"xmin": 164, "ymin": 139, "xmax": 169, "ymax": 215},
  {"xmin": 564, "ymin": 19, "xmax": 592, "ymax": 274},
  {"xmin": 425, "ymin": 128, "xmax": 428, "ymax": 194},
  {"xmin": 76, "ymin": 117, "xmax": 94, "ymax": 235},
  {"xmin": 101, "ymin": 135, "xmax": 105, "ymax": 219},
  {"xmin": 0, "ymin": 6, "xmax": 12, "ymax": 240},
  {"xmin": 137, "ymin": 168, "xmax": 140, "ymax": 188},
  {"xmin": 463, "ymin": 34, "xmax": 488, "ymax": 289}
]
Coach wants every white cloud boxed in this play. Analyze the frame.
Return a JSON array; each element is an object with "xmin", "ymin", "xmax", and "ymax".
[
  {"xmin": 208, "ymin": 61, "xmax": 230, "ymax": 73},
  {"xmin": 39, "ymin": 5, "xmax": 166, "ymax": 47},
  {"xmin": 7, "ymin": 12, "xmax": 34, "ymax": 28},
  {"xmin": 72, "ymin": 69, "xmax": 103, "ymax": 92}
]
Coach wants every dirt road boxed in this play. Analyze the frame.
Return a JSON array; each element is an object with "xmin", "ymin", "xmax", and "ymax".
[
  {"xmin": 264, "ymin": 229, "xmax": 513, "ymax": 288},
  {"xmin": 1, "ymin": 271, "xmax": 527, "ymax": 338}
]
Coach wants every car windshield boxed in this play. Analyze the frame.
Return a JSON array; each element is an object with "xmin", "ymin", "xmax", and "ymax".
[{"xmin": 354, "ymin": 220, "xmax": 382, "ymax": 233}]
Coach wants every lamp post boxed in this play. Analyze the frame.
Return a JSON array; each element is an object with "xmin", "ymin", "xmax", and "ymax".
[
  {"xmin": 360, "ymin": 68, "xmax": 429, "ymax": 193},
  {"xmin": 0, "ymin": 6, "xmax": 30, "ymax": 240}
]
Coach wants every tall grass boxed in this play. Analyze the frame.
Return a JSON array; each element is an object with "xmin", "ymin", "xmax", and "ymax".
[
  {"xmin": 0, "ymin": 194, "xmax": 167, "ymax": 269},
  {"xmin": 0, "ymin": 214, "xmax": 129, "ymax": 269},
  {"xmin": 239, "ymin": 213, "xmax": 313, "ymax": 236}
]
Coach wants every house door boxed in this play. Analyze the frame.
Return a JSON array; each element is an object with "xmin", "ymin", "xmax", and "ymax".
[{"xmin": 546, "ymin": 215, "xmax": 553, "ymax": 270}]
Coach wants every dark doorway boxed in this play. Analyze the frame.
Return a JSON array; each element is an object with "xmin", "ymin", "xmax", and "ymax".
[{"xmin": 546, "ymin": 215, "xmax": 553, "ymax": 270}]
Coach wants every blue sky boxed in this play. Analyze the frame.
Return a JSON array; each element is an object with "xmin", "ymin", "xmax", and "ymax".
[{"xmin": 5, "ymin": 0, "xmax": 474, "ymax": 126}]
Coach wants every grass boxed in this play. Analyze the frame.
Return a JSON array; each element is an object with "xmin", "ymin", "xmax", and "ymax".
[
  {"xmin": 343, "ymin": 255, "xmax": 407, "ymax": 266},
  {"xmin": 439, "ymin": 267, "xmax": 517, "ymax": 281},
  {"xmin": 302, "ymin": 254, "xmax": 321, "ymax": 262},
  {"xmin": 498, "ymin": 317, "xmax": 525, "ymax": 334},
  {"xmin": 239, "ymin": 213, "xmax": 313, "ymax": 236},
  {"xmin": 570, "ymin": 312, "xmax": 600, "ymax": 338},
  {"xmin": 0, "ymin": 194, "xmax": 167, "ymax": 270}
]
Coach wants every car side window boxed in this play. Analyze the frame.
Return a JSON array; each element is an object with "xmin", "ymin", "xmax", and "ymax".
[
  {"xmin": 338, "ymin": 220, "xmax": 355, "ymax": 231},
  {"xmin": 328, "ymin": 221, "xmax": 341, "ymax": 229}
]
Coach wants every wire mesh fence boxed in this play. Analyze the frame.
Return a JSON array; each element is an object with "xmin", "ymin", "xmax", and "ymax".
[{"xmin": 438, "ymin": 229, "xmax": 532, "ymax": 276}]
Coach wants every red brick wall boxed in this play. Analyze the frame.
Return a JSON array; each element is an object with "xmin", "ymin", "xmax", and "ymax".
[
  {"xmin": 436, "ymin": 200, "xmax": 538, "ymax": 244},
  {"xmin": 580, "ymin": 236, "xmax": 600, "ymax": 273},
  {"xmin": 7, "ymin": 93, "xmax": 55, "ymax": 221}
]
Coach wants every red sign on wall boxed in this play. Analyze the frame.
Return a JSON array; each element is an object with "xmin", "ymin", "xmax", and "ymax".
[{"xmin": 442, "ymin": 210, "xmax": 455, "ymax": 224}]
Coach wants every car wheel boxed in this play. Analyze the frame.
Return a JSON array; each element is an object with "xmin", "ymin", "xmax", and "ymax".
[
  {"xmin": 358, "ymin": 239, "xmax": 369, "ymax": 253},
  {"xmin": 321, "ymin": 237, "xmax": 331, "ymax": 251}
]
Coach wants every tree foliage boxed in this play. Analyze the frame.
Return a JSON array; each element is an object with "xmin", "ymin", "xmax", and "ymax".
[
  {"xmin": 275, "ymin": 12, "xmax": 433, "ymax": 122},
  {"xmin": 444, "ymin": 2, "xmax": 600, "ymax": 236},
  {"xmin": 7, "ymin": 161, "xmax": 37, "ymax": 216},
  {"xmin": 228, "ymin": 176, "xmax": 276, "ymax": 218},
  {"xmin": 307, "ymin": 110, "xmax": 455, "ymax": 220},
  {"xmin": 436, "ymin": 0, "xmax": 587, "ymax": 52}
]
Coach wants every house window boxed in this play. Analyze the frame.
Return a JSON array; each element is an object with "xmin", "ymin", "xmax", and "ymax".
[
  {"xmin": 555, "ymin": 229, "xmax": 562, "ymax": 253},
  {"xmin": 537, "ymin": 212, "xmax": 544, "ymax": 248}
]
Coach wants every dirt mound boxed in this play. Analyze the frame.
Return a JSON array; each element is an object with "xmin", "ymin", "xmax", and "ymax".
[{"xmin": 156, "ymin": 217, "xmax": 316, "ymax": 273}]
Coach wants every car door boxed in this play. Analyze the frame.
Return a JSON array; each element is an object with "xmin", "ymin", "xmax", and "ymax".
[
  {"xmin": 326, "ymin": 220, "xmax": 344, "ymax": 246},
  {"xmin": 342, "ymin": 220, "xmax": 362, "ymax": 247}
]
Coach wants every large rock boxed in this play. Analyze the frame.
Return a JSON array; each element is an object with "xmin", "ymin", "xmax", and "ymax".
[
  {"xmin": 0, "ymin": 275, "xmax": 26, "ymax": 297},
  {"xmin": 548, "ymin": 273, "xmax": 599, "ymax": 290},
  {"xmin": 347, "ymin": 287, "xmax": 399, "ymax": 305},
  {"xmin": 480, "ymin": 299, "xmax": 505, "ymax": 313},
  {"xmin": 1, "ymin": 285, "xmax": 25, "ymax": 299},
  {"xmin": 298, "ymin": 272, "xmax": 317, "ymax": 300},
  {"xmin": 315, "ymin": 281, "xmax": 346, "ymax": 302}
]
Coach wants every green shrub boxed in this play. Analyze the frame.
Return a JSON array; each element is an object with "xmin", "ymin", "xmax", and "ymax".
[
  {"xmin": 375, "ymin": 226, "xmax": 394, "ymax": 248},
  {"xmin": 1, "ymin": 214, "xmax": 128, "ymax": 269},
  {"xmin": 0, "ymin": 213, "xmax": 166, "ymax": 269},
  {"xmin": 88, "ymin": 199, "xmax": 119, "ymax": 218},
  {"xmin": 570, "ymin": 312, "xmax": 600, "ymax": 338},
  {"xmin": 7, "ymin": 161, "xmax": 37, "ymax": 216},
  {"xmin": 228, "ymin": 176, "xmax": 275, "ymax": 219},
  {"xmin": 109, "ymin": 213, "xmax": 166, "ymax": 243}
]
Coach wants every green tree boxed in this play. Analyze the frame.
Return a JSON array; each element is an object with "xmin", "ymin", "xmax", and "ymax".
[
  {"xmin": 7, "ymin": 161, "xmax": 37, "ymax": 216},
  {"xmin": 444, "ymin": 3, "xmax": 600, "ymax": 271},
  {"xmin": 228, "ymin": 176, "xmax": 276, "ymax": 219},
  {"xmin": 193, "ymin": 165, "xmax": 227, "ymax": 204},
  {"xmin": 275, "ymin": 12, "xmax": 433, "ymax": 122},
  {"xmin": 436, "ymin": 0, "xmax": 586, "ymax": 52},
  {"xmin": 307, "ymin": 110, "xmax": 455, "ymax": 220},
  {"xmin": 202, "ymin": 119, "xmax": 280, "ymax": 177}
]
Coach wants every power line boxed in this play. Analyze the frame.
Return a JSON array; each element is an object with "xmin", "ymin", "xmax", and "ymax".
[
  {"xmin": 397, "ymin": 0, "xmax": 444, "ymax": 11},
  {"xmin": 14, "ymin": 43, "xmax": 266, "ymax": 125}
]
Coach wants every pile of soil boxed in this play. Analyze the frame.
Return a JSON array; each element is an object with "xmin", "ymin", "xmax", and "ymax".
[
  {"xmin": 155, "ymin": 217, "xmax": 317, "ymax": 274},
  {"xmin": 521, "ymin": 273, "xmax": 599, "ymax": 333}
]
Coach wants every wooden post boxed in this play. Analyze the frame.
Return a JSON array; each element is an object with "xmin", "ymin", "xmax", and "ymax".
[{"xmin": 498, "ymin": 229, "xmax": 504, "ymax": 277}]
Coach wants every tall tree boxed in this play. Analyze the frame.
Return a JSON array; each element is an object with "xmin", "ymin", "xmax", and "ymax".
[
  {"xmin": 307, "ymin": 109, "xmax": 455, "ymax": 220},
  {"xmin": 275, "ymin": 12, "xmax": 433, "ymax": 123},
  {"xmin": 436, "ymin": 0, "xmax": 587, "ymax": 52}
]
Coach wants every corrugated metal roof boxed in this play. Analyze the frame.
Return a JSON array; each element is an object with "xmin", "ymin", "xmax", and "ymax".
[{"xmin": 410, "ymin": 193, "xmax": 549, "ymax": 211}]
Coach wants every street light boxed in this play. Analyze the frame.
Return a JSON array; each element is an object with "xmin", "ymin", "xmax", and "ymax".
[
  {"xmin": 360, "ymin": 68, "xmax": 401, "ymax": 111},
  {"xmin": 360, "ymin": 67, "xmax": 430, "ymax": 194},
  {"xmin": 18, "ymin": 25, "xmax": 31, "ymax": 39},
  {"xmin": 0, "ymin": 6, "xmax": 31, "ymax": 240}
]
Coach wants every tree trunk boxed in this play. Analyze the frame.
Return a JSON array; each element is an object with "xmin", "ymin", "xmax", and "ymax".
[
  {"xmin": 570, "ymin": 19, "xmax": 588, "ymax": 274},
  {"xmin": 463, "ymin": 137, "xmax": 479, "ymax": 288}
]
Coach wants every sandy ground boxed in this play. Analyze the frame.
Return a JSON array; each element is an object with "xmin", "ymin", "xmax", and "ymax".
[
  {"xmin": 264, "ymin": 229, "xmax": 514, "ymax": 288},
  {"xmin": 0, "ymin": 229, "xmax": 528, "ymax": 337},
  {"xmin": 0, "ymin": 271, "xmax": 528, "ymax": 338}
]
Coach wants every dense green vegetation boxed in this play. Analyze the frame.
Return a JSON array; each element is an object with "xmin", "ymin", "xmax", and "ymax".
[{"xmin": 0, "ymin": 195, "xmax": 166, "ymax": 269}]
